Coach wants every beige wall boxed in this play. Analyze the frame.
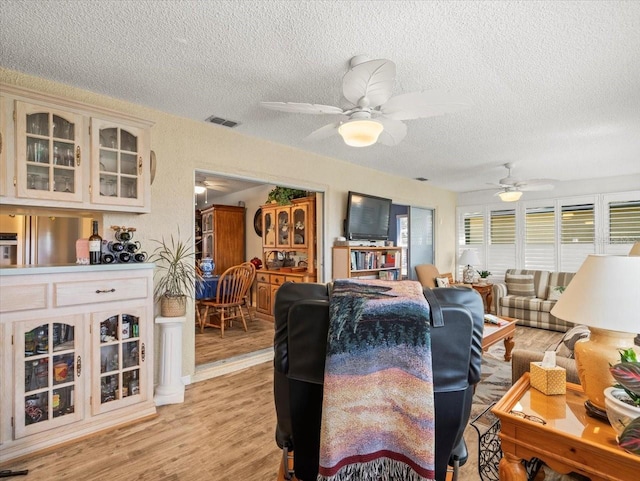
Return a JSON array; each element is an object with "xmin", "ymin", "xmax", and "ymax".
[{"xmin": 1, "ymin": 68, "xmax": 458, "ymax": 377}]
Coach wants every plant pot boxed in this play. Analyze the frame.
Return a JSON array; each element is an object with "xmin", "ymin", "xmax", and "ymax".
[
  {"xmin": 161, "ymin": 296, "xmax": 187, "ymax": 317},
  {"xmin": 604, "ymin": 387, "xmax": 640, "ymax": 437}
]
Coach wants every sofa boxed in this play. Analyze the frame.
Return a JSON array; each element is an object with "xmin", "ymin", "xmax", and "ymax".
[{"xmin": 491, "ymin": 269, "xmax": 576, "ymax": 332}]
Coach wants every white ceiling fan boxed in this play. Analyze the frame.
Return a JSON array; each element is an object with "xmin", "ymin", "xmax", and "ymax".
[
  {"xmin": 261, "ymin": 55, "xmax": 473, "ymax": 147},
  {"xmin": 491, "ymin": 163, "xmax": 554, "ymax": 202}
]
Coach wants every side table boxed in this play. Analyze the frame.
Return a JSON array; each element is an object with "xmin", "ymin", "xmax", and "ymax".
[
  {"xmin": 472, "ymin": 282, "xmax": 493, "ymax": 313},
  {"xmin": 492, "ymin": 373, "xmax": 640, "ymax": 481}
]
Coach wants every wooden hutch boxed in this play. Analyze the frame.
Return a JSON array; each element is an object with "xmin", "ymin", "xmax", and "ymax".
[{"xmin": 256, "ymin": 195, "xmax": 316, "ymax": 320}]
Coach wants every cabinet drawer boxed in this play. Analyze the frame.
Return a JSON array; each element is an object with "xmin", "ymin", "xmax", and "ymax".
[
  {"xmin": 256, "ymin": 272, "xmax": 270, "ymax": 283},
  {"xmin": 270, "ymin": 274, "xmax": 286, "ymax": 287},
  {"xmin": 55, "ymin": 277, "xmax": 148, "ymax": 307},
  {"xmin": 285, "ymin": 276, "xmax": 303, "ymax": 284},
  {"xmin": 0, "ymin": 284, "xmax": 47, "ymax": 313}
]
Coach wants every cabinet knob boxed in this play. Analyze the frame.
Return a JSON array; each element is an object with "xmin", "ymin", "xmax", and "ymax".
[
  {"xmin": 77, "ymin": 355, "xmax": 82, "ymax": 377},
  {"xmin": 75, "ymin": 145, "xmax": 81, "ymax": 166},
  {"xmin": 141, "ymin": 342, "xmax": 145, "ymax": 362},
  {"xmin": 138, "ymin": 156, "xmax": 143, "ymax": 175}
]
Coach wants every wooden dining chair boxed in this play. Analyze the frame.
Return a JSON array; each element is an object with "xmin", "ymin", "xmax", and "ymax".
[
  {"xmin": 240, "ymin": 261, "xmax": 257, "ymax": 322},
  {"xmin": 199, "ymin": 264, "xmax": 253, "ymax": 337}
]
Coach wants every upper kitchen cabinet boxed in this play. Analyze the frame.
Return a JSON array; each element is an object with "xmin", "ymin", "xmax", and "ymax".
[
  {"xmin": 0, "ymin": 84, "xmax": 153, "ymax": 213},
  {"xmin": 90, "ymin": 118, "xmax": 149, "ymax": 209},
  {"xmin": 15, "ymin": 100, "xmax": 84, "ymax": 203}
]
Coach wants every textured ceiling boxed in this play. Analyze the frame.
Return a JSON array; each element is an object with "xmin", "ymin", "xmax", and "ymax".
[{"xmin": 1, "ymin": 0, "xmax": 639, "ymax": 193}]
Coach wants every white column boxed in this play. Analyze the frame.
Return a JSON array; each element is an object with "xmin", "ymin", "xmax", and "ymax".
[{"xmin": 154, "ymin": 316, "xmax": 186, "ymax": 406}]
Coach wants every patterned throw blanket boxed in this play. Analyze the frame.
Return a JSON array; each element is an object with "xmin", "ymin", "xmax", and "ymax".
[{"xmin": 318, "ymin": 279, "xmax": 435, "ymax": 481}]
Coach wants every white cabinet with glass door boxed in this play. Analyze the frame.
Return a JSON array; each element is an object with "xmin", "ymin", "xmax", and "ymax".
[
  {"xmin": 14, "ymin": 315, "xmax": 84, "ymax": 438},
  {"xmin": 90, "ymin": 117, "xmax": 149, "ymax": 208},
  {"xmin": 15, "ymin": 101, "xmax": 84, "ymax": 203},
  {"xmin": 91, "ymin": 307, "xmax": 147, "ymax": 415}
]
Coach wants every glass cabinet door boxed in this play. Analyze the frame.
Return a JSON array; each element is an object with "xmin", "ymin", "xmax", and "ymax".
[
  {"xmin": 263, "ymin": 209, "xmax": 276, "ymax": 248},
  {"xmin": 276, "ymin": 207, "xmax": 291, "ymax": 248},
  {"xmin": 14, "ymin": 316, "xmax": 84, "ymax": 438},
  {"xmin": 90, "ymin": 118, "xmax": 146, "ymax": 207},
  {"xmin": 291, "ymin": 203, "xmax": 308, "ymax": 248},
  {"xmin": 92, "ymin": 308, "xmax": 146, "ymax": 415},
  {"xmin": 15, "ymin": 101, "xmax": 84, "ymax": 202}
]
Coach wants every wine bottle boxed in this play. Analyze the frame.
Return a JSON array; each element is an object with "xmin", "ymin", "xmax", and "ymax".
[
  {"xmin": 129, "ymin": 370, "xmax": 139, "ymax": 395},
  {"xmin": 89, "ymin": 220, "xmax": 102, "ymax": 265}
]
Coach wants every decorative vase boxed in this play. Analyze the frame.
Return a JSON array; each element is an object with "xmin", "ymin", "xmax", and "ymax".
[
  {"xmin": 200, "ymin": 257, "xmax": 215, "ymax": 278},
  {"xmin": 604, "ymin": 387, "xmax": 640, "ymax": 437},
  {"xmin": 161, "ymin": 296, "xmax": 187, "ymax": 317}
]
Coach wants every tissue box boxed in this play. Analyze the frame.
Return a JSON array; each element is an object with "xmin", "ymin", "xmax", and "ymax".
[{"xmin": 530, "ymin": 362, "xmax": 566, "ymax": 395}]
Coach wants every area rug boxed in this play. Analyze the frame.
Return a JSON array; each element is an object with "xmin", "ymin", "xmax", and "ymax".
[{"xmin": 461, "ymin": 326, "xmax": 564, "ymax": 481}]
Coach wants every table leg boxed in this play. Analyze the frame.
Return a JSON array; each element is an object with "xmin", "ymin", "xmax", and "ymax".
[
  {"xmin": 503, "ymin": 336, "xmax": 515, "ymax": 361},
  {"xmin": 499, "ymin": 454, "xmax": 527, "ymax": 481}
]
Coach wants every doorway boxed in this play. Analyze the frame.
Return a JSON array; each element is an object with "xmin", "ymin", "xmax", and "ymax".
[
  {"xmin": 389, "ymin": 204, "xmax": 434, "ymax": 280},
  {"xmin": 193, "ymin": 170, "xmax": 324, "ymax": 378}
]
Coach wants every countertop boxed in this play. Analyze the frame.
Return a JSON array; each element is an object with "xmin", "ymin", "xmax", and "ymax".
[{"xmin": 0, "ymin": 263, "xmax": 155, "ymax": 276}]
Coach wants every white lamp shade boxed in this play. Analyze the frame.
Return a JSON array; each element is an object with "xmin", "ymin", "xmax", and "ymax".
[
  {"xmin": 629, "ymin": 242, "xmax": 640, "ymax": 256},
  {"xmin": 338, "ymin": 120, "xmax": 384, "ymax": 147},
  {"xmin": 550, "ymin": 255, "xmax": 640, "ymax": 333},
  {"xmin": 498, "ymin": 190, "xmax": 523, "ymax": 202},
  {"xmin": 458, "ymin": 249, "xmax": 480, "ymax": 267}
]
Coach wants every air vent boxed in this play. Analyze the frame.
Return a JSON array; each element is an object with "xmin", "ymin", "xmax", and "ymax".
[
  {"xmin": 205, "ymin": 115, "xmax": 240, "ymax": 128},
  {"xmin": 414, "ymin": 177, "xmax": 429, "ymax": 182}
]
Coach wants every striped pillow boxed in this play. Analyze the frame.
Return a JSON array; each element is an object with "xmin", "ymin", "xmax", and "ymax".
[{"xmin": 505, "ymin": 274, "xmax": 536, "ymax": 298}]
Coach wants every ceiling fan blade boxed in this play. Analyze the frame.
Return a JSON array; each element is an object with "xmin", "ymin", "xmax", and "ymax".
[
  {"xmin": 517, "ymin": 183, "xmax": 555, "ymax": 192},
  {"xmin": 303, "ymin": 122, "xmax": 340, "ymax": 142},
  {"xmin": 376, "ymin": 117, "xmax": 407, "ymax": 146},
  {"xmin": 380, "ymin": 90, "xmax": 473, "ymax": 120},
  {"xmin": 260, "ymin": 101, "xmax": 344, "ymax": 115},
  {"xmin": 342, "ymin": 59, "xmax": 396, "ymax": 108}
]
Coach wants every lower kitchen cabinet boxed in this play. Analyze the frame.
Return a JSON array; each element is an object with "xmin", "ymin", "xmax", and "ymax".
[{"xmin": 0, "ymin": 264, "xmax": 155, "ymax": 462}]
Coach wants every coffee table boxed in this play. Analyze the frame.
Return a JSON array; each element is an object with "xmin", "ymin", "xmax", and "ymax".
[{"xmin": 482, "ymin": 316, "xmax": 516, "ymax": 361}]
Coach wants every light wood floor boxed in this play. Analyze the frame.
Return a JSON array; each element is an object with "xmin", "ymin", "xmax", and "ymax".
[
  {"xmin": 2, "ymin": 361, "xmax": 282, "ymax": 480},
  {"xmin": 195, "ymin": 309, "xmax": 274, "ymax": 365}
]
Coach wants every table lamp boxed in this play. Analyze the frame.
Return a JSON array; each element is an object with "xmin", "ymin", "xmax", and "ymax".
[
  {"xmin": 459, "ymin": 249, "xmax": 480, "ymax": 284},
  {"xmin": 550, "ymin": 254, "xmax": 640, "ymax": 419}
]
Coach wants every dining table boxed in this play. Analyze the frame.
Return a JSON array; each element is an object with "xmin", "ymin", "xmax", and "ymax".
[{"xmin": 196, "ymin": 275, "xmax": 220, "ymax": 300}]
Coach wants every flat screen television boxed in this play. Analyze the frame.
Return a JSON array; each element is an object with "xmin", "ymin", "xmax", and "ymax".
[{"xmin": 345, "ymin": 191, "xmax": 392, "ymax": 241}]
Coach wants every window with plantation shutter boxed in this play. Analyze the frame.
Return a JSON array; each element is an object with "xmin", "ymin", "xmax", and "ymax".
[
  {"xmin": 489, "ymin": 209, "xmax": 515, "ymax": 278},
  {"xmin": 525, "ymin": 206, "xmax": 555, "ymax": 270},
  {"xmin": 459, "ymin": 209, "xmax": 485, "ymax": 281},
  {"xmin": 604, "ymin": 200, "xmax": 640, "ymax": 255},
  {"xmin": 560, "ymin": 203, "xmax": 595, "ymax": 272}
]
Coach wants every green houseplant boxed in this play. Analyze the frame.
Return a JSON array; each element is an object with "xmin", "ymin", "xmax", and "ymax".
[
  {"xmin": 605, "ymin": 348, "xmax": 640, "ymax": 455},
  {"xmin": 476, "ymin": 270, "xmax": 491, "ymax": 279},
  {"xmin": 266, "ymin": 186, "xmax": 307, "ymax": 205},
  {"xmin": 149, "ymin": 230, "xmax": 201, "ymax": 317}
]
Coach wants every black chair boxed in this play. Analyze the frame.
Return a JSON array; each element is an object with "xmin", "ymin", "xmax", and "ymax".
[{"xmin": 273, "ymin": 282, "xmax": 484, "ymax": 481}]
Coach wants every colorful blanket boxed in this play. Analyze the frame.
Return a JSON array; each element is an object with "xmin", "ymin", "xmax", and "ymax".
[{"xmin": 318, "ymin": 279, "xmax": 435, "ymax": 481}]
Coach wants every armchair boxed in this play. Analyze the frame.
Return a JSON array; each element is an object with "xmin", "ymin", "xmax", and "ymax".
[
  {"xmin": 415, "ymin": 264, "xmax": 471, "ymax": 289},
  {"xmin": 273, "ymin": 282, "xmax": 484, "ymax": 481}
]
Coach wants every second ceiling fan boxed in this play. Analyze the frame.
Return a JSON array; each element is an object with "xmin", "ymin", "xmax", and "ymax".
[
  {"xmin": 491, "ymin": 163, "xmax": 554, "ymax": 202},
  {"xmin": 261, "ymin": 55, "xmax": 473, "ymax": 147}
]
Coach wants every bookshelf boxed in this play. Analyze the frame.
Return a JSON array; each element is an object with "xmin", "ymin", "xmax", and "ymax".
[{"xmin": 332, "ymin": 246, "xmax": 402, "ymax": 280}]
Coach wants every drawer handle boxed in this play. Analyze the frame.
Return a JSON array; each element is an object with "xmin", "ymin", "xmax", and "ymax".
[
  {"xmin": 141, "ymin": 342, "xmax": 146, "ymax": 362},
  {"xmin": 77, "ymin": 356, "xmax": 82, "ymax": 377},
  {"xmin": 95, "ymin": 288, "xmax": 115, "ymax": 294}
]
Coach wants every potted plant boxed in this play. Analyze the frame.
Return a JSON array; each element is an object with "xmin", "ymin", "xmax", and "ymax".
[
  {"xmin": 605, "ymin": 348, "xmax": 640, "ymax": 455},
  {"xmin": 266, "ymin": 186, "xmax": 307, "ymax": 205},
  {"xmin": 149, "ymin": 230, "xmax": 202, "ymax": 317},
  {"xmin": 476, "ymin": 270, "xmax": 491, "ymax": 283}
]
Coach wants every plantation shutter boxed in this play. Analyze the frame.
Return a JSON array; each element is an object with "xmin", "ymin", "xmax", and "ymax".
[
  {"xmin": 560, "ymin": 203, "xmax": 595, "ymax": 272},
  {"xmin": 489, "ymin": 208, "xmax": 515, "ymax": 279},
  {"xmin": 525, "ymin": 206, "xmax": 556, "ymax": 270},
  {"xmin": 604, "ymin": 199, "xmax": 640, "ymax": 255},
  {"xmin": 459, "ymin": 209, "xmax": 485, "ymax": 280}
]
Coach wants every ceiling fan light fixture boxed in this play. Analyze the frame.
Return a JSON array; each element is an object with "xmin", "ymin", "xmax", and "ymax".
[
  {"xmin": 194, "ymin": 185, "xmax": 206, "ymax": 195},
  {"xmin": 498, "ymin": 190, "xmax": 523, "ymax": 202},
  {"xmin": 338, "ymin": 119, "xmax": 384, "ymax": 147}
]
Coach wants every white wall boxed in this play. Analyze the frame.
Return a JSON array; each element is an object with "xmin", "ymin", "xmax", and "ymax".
[{"xmin": 1, "ymin": 68, "xmax": 459, "ymax": 378}]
